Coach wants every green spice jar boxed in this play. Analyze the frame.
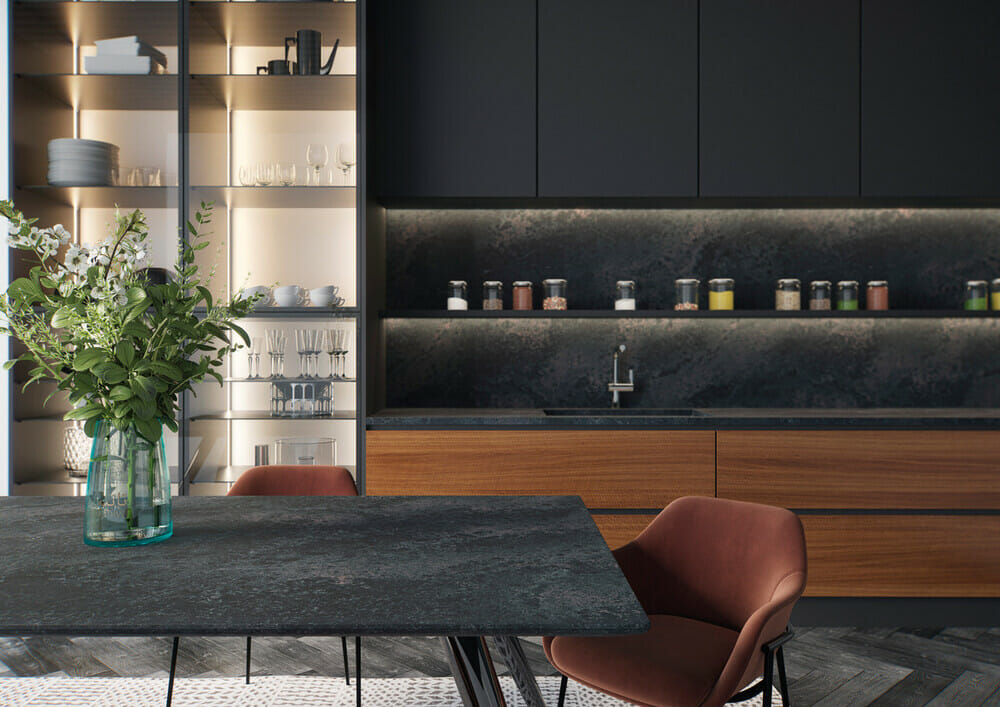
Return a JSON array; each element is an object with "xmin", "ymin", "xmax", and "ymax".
[
  {"xmin": 965, "ymin": 280, "xmax": 989, "ymax": 311},
  {"xmin": 836, "ymin": 280, "xmax": 859, "ymax": 311}
]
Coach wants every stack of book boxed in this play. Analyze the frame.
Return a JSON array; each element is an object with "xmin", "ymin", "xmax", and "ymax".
[{"xmin": 84, "ymin": 36, "xmax": 168, "ymax": 75}]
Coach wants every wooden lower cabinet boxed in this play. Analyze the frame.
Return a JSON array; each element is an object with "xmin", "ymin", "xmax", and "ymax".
[
  {"xmin": 366, "ymin": 430, "xmax": 715, "ymax": 509},
  {"xmin": 802, "ymin": 515, "xmax": 1000, "ymax": 598},
  {"xmin": 717, "ymin": 430, "xmax": 1000, "ymax": 509},
  {"xmin": 591, "ymin": 514, "xmax": 657, "ymax": 550}
]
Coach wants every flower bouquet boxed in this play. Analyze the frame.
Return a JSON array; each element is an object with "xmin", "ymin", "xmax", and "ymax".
[{"xmin": 1, "ymin": 200, "xmax": 256, "ymax": 545}]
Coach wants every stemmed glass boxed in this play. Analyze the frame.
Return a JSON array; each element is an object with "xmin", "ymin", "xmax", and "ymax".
[
  {"xmin": 248, "ymin": 336, "xmax": 263, "ymax": 378},
  {"xmin": 336, "ymin": 142, "xmax": 356, "ymax": 185},
  {"xmin": 306, "ymin": 144, "xmax": 328, "ymax": 186},
  {"xmin": 266, "ymin": 329, "xmax": 286, "ymax": 378},
  {"xmin": 309, "ymin": 329, "xmax": 322, "ymax": 378},
  {"xmin": 295, "ymin": 329, "xmax": 308, "ymax": 377},
  {"xmin": 336, "ymin": 329, "xmax": 350, "ymax": 378},
  {"xmin": 324, "ymin": 330, "xmax": 338, "ymax": 378}
]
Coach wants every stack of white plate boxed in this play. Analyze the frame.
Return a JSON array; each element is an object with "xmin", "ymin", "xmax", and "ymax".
[{"xmin": 47, "ymin": 138, "xmax": 120, "ymax": 187}]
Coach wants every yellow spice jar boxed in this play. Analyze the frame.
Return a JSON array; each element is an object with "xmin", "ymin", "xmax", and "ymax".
[{"xmin": 708, "ymin": 278, "xmax": 734, "ymax": 310}]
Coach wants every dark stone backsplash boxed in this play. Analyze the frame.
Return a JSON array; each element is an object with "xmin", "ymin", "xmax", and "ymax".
[
  {"xmin": 385, "ymin": 318, "xmax": 1000, "ymax": 408},
  {"xmin": 384, "ymin": 209, "xmax": 1000, "ymax": 408},
  {"xmin": 387, "ymin": 209, "xmax": 1000, "ymax": 310}
]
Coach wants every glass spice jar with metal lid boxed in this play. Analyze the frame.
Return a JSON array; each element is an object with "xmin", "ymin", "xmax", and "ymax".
[
  {"xmin": 836, "ymin": 280, "xmax": 859, "ymax": 311},
  {"xmin": 991, "ymin": 279, "xmax": 1000, "ymax": 311},
  {"xmin": 615, "ymin": 280, "xmax": 636, "ymax": 310},
  {"xmin": 809, "ymin": 280, "xmax": 831, "ymax": 311},
  {"xmin": 512, "ymin": 281, "xmax": 533, "ymax": 310},
  {"xmin": 447, "ymin": 280, "xmax": 468, "ymax": 310},
  {"xmin": 542, "ymin": 278, "xmax": 568, "ymax": 310},
  {"xmin": 708, "ymin": 278, "xmax": 734, "ymax": 310},
  {"xmin": 966, "ymin": 280, "xmax": 989, "ymax": 311},
  {"xmin": 775, "ymin": 278, "xmax": 801, "ymax": 311},
  {"xmin": 675, "ymin": 278, "xmax": 700, "ymax": 311},
  {"xmin": 866, "ymin": 280, "xmax": 889, "ymax": 310},
  {"xmin": 482, "ymin": 281, "xmax": 503, "ymax": 310}
]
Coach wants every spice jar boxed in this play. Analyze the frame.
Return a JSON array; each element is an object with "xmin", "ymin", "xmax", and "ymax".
[
  {"xmin": 775, "ymin": 279, "xmax": 801, "ymax": 311},
  {"xmin": 542, "ymin": 278, "xmax": 568, "ymax": 310},
  {"xmin": 708, "ymin": 278, "xmax": 734, "ymax": 310},
  {"xmin": 674, "ymin": 278, "xmax": 700, "ymax": 311},
  {"xmin": 512, "ymin": 281, "xmax": 533, "ymax": 310},
  {"xmin": 482, "ymin": 281, "xmax": 503, "ymax": 310},
  {"xmin": 615, "ymin": 280, "xmax": 636, "ymax": 310},
  {"xmin": 836, "ymin": 280, "xmax": 859, "ymax": 311},
  {"xmin": 447, "ymin": 280, "xmax": 468, "ymax": 310},
  {"xmin": 866, "ymin": 280, "xmax": 889, "ymax": 310},
  {"xmin": 809, "ymin": 280, "xmax": 831, "ymax": 311},
  {"xmin": 966, "ymin": 280, "xmax": 989, "ymax": 311},
  {"xmin": 991, "ymin": 279, "xmax": 1000, "ymax": 310}
]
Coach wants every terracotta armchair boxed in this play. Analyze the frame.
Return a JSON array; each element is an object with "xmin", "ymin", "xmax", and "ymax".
[{"xmin": 544, "ymin": 496, "xmax": 807, "ymax": 707}]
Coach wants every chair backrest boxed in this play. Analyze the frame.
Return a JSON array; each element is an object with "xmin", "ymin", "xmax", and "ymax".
[
  {"xmin": 613, "ymin": 496, "xmax": 807, "ymax": 633},
  {"xmin": 228, "ymin": 465, "xmax": 359, "ymax": 497}
]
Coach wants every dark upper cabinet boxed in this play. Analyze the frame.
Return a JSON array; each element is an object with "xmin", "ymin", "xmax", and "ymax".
[
  {"xmin": 699, "ymin": 0, "xmax": 860, "ymax": 197},
  {"xmin": 372, "ymin": 0, "xmax": 536, "ymax": 198},
  {"xmin": 537, "ymin": 0, "xmax": 698, "ymax": 197},
  {"xmin": 862, "ymin": 0, "xmax": 1000, "ymax": 197}
]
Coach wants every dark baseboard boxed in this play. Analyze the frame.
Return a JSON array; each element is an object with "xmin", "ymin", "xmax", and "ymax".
[{"xmin": 793, "ymin": 598, "xmax": 1000, "ymax": 627}]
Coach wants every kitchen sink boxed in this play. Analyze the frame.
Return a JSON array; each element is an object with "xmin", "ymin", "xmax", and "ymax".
[{"xmin": 543, "ymin": 408, "xmax": 708, "ymax": 417}]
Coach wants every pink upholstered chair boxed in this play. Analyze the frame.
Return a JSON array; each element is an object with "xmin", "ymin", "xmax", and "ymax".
[{"xmin": 544, "ymin": 496, "xmax": 807, "ymax": 707}]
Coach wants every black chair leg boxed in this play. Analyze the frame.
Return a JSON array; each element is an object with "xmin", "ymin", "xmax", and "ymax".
[
  {"xmin": 355, "ymin": 636, "xmax": 362, "ymax": 707},
  {"xmin": 245, "ymin": 636, "xmax": 252, "ymax": 684},
  {"xmin": 342, "ymin": 635, "xmax": 351, "ymax": 685},
  {"xmin": 166, "ymin": 636, "xmax": 180, "ymax": 707},
  {"xmin": 776, "ymin": 645, "xmax": 790, "ymax": 705},
  {"xmin": 558, "ymin": 674, "xmax": 568, "ymax": 707},
  {"xmin": 762, "ymin": 648, "xmax": 775, "ymax": 707}
]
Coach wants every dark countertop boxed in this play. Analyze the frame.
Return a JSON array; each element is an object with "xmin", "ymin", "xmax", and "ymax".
[
  {"xmin": 0, "ymin": 496, "xmax": 647, "ymax": 638},
  {"xmin": 367, "ymin": 408, "xmax": 1000, "ymax": 429}
]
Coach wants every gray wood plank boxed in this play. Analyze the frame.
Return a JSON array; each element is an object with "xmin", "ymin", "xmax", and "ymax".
[
  {"xmin": 925, "ymin": 671, "xmax": 1000, "ymax": 707},
  {"xmin": 789, "ymin": 664, "xmax": 864, "ymax": 705},
  {"xmin": 810, "ymin": 666, "xmax": 912, "ymax": 707},
  {"xmin": 868, "ymin": 670, "xmax": 955, "ymax": 707},
  {"xmin": 21, "ymin": 636, "xmax": 112, "ymax": 678}
]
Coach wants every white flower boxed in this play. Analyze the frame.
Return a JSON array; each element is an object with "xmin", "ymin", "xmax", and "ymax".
[
  {"xmin": 51, "ymin": 224, "xmax": 71, "ymax": 245},
  {"xmin": 64, "ymin": 245, "xmax": 88, "ymax": 274},
  {"xmin": 7, "ymin": 222, "xmax": 19, "ymax": 236}
]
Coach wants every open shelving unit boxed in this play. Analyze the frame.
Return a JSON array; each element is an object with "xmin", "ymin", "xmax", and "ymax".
[
  {"xmin": 7, "ymin": 0, "xmax": 365, "ymax": 496},
  {"xmin": 380, "ymin": 310, "xmax": 1000, "ymax": 319}
]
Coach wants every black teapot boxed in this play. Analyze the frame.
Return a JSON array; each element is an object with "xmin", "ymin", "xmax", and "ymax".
[{"xmin": 284, "ymin": 30, "xmax": 339, "ymax": 75}]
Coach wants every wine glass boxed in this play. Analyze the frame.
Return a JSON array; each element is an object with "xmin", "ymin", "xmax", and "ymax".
[
  {"xmin": 305, "ymin": 144, "xmax": 328, "ymax": 186},
  {"xmin": 336, "ymin": 328, "xmax": 350, "ymax": 379},
  {"xmin": 266, "ymin": 329, "xmax": 286, "ymax": 378},
  {"xmin": 251, "ymin": 336, "xmax": 263, "ymax": 378},
  {"xmin": 336, "ymin": 142, "xmax": 356, "ymax": 185},
  {"xmin": 324, "ymin": 330, "xmax": 338, "ymax": 378}
]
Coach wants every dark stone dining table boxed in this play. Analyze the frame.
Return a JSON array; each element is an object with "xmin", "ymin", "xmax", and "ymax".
[{"xmin": 0, "ymin": 495, "xmax": 649, "ymax": 706}]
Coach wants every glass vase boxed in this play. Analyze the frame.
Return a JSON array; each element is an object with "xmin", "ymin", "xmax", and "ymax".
[{"xmin": 84, "ymin": 421, "xmax": 173, "ymax": 547}]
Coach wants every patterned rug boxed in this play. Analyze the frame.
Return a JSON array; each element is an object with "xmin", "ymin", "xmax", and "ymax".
[{"xmin": 0, "ymin": 675, "xmax": 783, "ymax": 706}]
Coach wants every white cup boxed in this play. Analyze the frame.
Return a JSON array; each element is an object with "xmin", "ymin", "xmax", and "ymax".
[
  {"xmin": 273, "ymin": 285, "xmax": 304, "ymax": 307},
  {"xmin": 309, "ymin": 285, "xmax": 339, "ymax": 307},
  {"xmin": 239, "ymin": 285, "xmax": 272, "ymax": 307}
]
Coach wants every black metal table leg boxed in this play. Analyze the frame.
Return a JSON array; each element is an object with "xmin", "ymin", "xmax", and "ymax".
[
  {"xmin": 356, "ymin": 636, "xmax": 362, "ymax": 706},
  {"xmin": 246, "ymin": 636, "xmax": 252, "ymax": 684},
  {"xmin": 491, "ymin": 636, "xmax": 545, "ymax": 707},
  {"xmin": 443, "ymin": 636, "xmax": 507, "ymax": 707},
  {"xmin": 166, "ymin": 636, "xmax": 179, "ymax": 707}
]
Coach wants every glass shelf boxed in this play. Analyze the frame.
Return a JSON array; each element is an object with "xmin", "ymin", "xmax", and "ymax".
[
  {"xmin": 15, "ymin": 2, "xmax": 179, "ymax": 46},
  {"xmin": 190, "ymin": 185, "xmax": 355, "ymax": 208},
  {"xmin": 195, "ymin": 306, "xmax": 359, "ymax": 318},
  {"xmin": 16, "ymin": 74, "xmax": 179, "ymax": 111},
  {"xmin": 222, "ymin": 377, "xmax": 357, "ymax": 383},
  {"xmin": 188, "ymin": 463, "xmax": 357, "ymax": 486},
  {"xmin": 17, "ymin": 185, "xmax": 178, "ymax": 209},
  {"xmin": 190, "ymin": 410, "xmax": 357, "ymax": 421},
  {"xmin": 190, "ymin": 74, "xmax": 355, "ymax": 110},
  {"xmin": 380, "ymin": 309, "xmax": 1000, "ymax": 319}
]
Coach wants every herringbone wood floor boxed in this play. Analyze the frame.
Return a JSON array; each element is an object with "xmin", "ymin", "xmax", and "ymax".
[{"xmin": 2, "ymin": 628, "xmax": 1000, "ymax": 705}]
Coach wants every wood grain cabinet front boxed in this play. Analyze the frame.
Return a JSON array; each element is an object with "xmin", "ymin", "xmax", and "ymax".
[{"xmin": 365, "ymin": 430, "xmax": 715, "ymax": 510}]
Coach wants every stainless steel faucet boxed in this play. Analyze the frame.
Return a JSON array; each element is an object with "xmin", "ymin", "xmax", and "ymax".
[{"xmin": 608, "ymin": 344, "xmax": 635, "ymax": 408}]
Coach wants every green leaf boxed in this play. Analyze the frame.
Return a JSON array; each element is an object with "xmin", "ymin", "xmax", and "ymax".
[
  {"xmin": 134, "ymin": 417, "xmax": 161, "ymax": 444},
  {"xmin": 93, "ymin": 361, "xmax": 127, "ymax": 384},
  {"xmin": 84, "ymin": 417, "xmax": 99, "ymax": 437},
  {"xmin": 50, "ymin": 306, "xmax": 76, "ymax": 328},
  {"xmin": 148, "ymin": 360, "xmax": 182, "ymax": 379},
  {"xmin": 2, "ymin": 360, "xmax": 15, "ymax": 371},
  {"xmin": 108, "ymin": 385, "xmax": 132, "ymax": 402},
  {"xmin": 73, "ymin": 349, "xmax": 107, "ymax": 372},
  {"xmin": 130, "ymin": 375, "xmax": 155, "ymax": 402},
  {"xmin": 115, "ymin": 341, "xmax": 135, "ymax": 368},
  {"xmin": 65, "ymin": 404, "xmax": 104, "ymax": 421}
]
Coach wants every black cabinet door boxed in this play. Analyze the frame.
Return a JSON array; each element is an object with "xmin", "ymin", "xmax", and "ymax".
[
  {"xmin": 372, "ymin": 0, "xmax": 536, "ymax": 198},
  {"xmin": 862, "ymin": 0, "xmax": 1000, "ymax": 197},
  {"xmin": 700, "ymin": 0, "xmax": 859, "ymax": 197},
  {"xmin": 537, "ymin": 0, "xmax": 697, "ymax": 197}
]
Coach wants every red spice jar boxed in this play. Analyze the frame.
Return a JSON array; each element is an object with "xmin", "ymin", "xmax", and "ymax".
[
  {"xmin": 866, "ymin": 280, "xmax": 889, "ymax": 310},
  {"xmin": 512, "ymin": 281, "xmax": 533, "ymax": 310}
]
